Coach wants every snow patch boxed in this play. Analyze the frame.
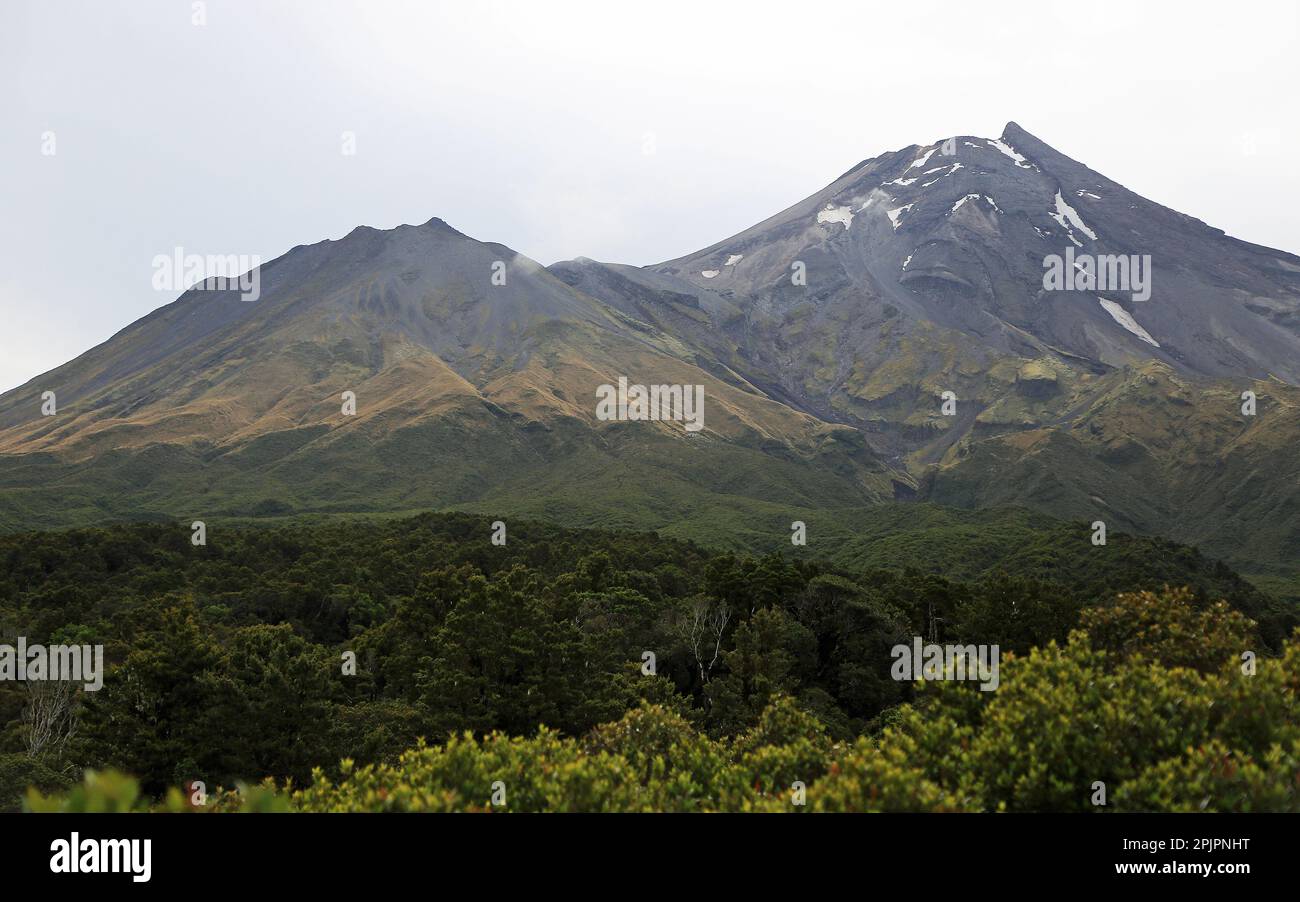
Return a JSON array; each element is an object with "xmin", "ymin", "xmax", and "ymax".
[
  {"xmin": 817, "ymin": 204, "xmax": 854, "ymax": 230},
  {"xmin": 885, "ymin": 177, "xmax": 918, "ymax": 187},
  {"xmin": 887, "ymin": 204, "xmax": 914, "ymax": 230},
  {"xmin": 908, "ymin": 148, "xmax": 937, "ymax": 170},
  {"xmin": 920, "ymin": 162, "xmax": 963, "ymax": 187},
  {"xmin": 951, "ymin": 194, "xmax": 1001, "ymax": 214},
  {"xmin": 902, "ymin": 254, "xmax": 913, "ymax": 270},
  {"xmin": 701, "ymin": 270, "xmax": 719, "ymax": 279},
  {"xmin": 1098, "ymin": 297, "xmax": 1159, "ymax": 347},
  {"xmin": 988, "ymin": 138, "xmax": 1037, "ymax": 169},
  {"xmin": 1076, "ymin": 190, "xmax": 1101, "ymax": 200},
  {"xmin": 1050, "ymin": 191, "xmax": 1098, "ymax": 241},
  {"xmin": 725, "ymin": 254, "xmax": 743, "ymax": 266}
]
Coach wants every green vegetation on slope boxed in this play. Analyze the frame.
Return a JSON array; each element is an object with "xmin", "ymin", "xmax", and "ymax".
[
  {"xmin": 1, "ymin": 512, "xmax": 1294, "ymax": 811},
  {"xmin": 28, "ymin": 591, "xmax": 1300, "ymax": 813}
]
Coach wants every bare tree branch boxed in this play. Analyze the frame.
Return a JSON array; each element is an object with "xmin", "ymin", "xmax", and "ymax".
[
  {"xmin": 679, "ymin": 598, "xmax": 731, "ymax": 698},
  {"xmin": 22, "ymin": 678, "xmax": 79, "ymax": 760}
]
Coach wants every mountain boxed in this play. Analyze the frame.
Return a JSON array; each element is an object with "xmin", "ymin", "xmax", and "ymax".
[
  {"xmin": 560, "ymin": 122, "xmax": 1300, "ymax": 385},
  {"xmin": 0, "ymin": 217, "xmax": 893, "ymax": 535},
  {"xmin": 1, "ymin": 123, "xmax": 1297, "ymax": 596},
  {"xmin": 552, "ymin": 123, "xmax": 1300, "ymax": 593}
]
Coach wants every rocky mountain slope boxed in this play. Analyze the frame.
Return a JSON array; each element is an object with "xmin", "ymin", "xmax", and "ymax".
[
  {"xmin": 553, "ymin": 123, "xmax": 1300, "ymax": 591},
  {"xmin": 0, "ymin": 218, "xmax": 892, "ymax": 534},
  {"xmin": 1, "ymin": 124, "xmax": 1296, "ymax": 594}
]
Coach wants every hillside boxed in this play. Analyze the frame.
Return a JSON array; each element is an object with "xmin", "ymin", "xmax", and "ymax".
[{"xmin": 0, "ymin": 124, "xmax": 1296, "ymax": 595}]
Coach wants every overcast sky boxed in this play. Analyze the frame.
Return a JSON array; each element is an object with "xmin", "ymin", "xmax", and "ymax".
[{"xmin": 1, "ymin": 0, "xmax": 1296, "ymax": 391}]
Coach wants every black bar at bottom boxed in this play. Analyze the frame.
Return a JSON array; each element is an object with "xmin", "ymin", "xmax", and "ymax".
[{"xmin": 1, "ymin": 812, "xmax": 1281, "ymax": 888}]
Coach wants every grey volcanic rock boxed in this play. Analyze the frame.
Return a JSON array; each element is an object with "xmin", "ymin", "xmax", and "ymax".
[
  {"xmin": 546, "ymin": 124, "xmax": 1300, "ymax": 585},
  {"xmin": 558, "ymin": 123, "xmax": 1300, "ymax": 402}
]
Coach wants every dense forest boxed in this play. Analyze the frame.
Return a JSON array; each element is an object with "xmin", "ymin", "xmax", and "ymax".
[{"xmin": 2, "ymin": 512, "xmax": 1296, "ymax": 812}]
